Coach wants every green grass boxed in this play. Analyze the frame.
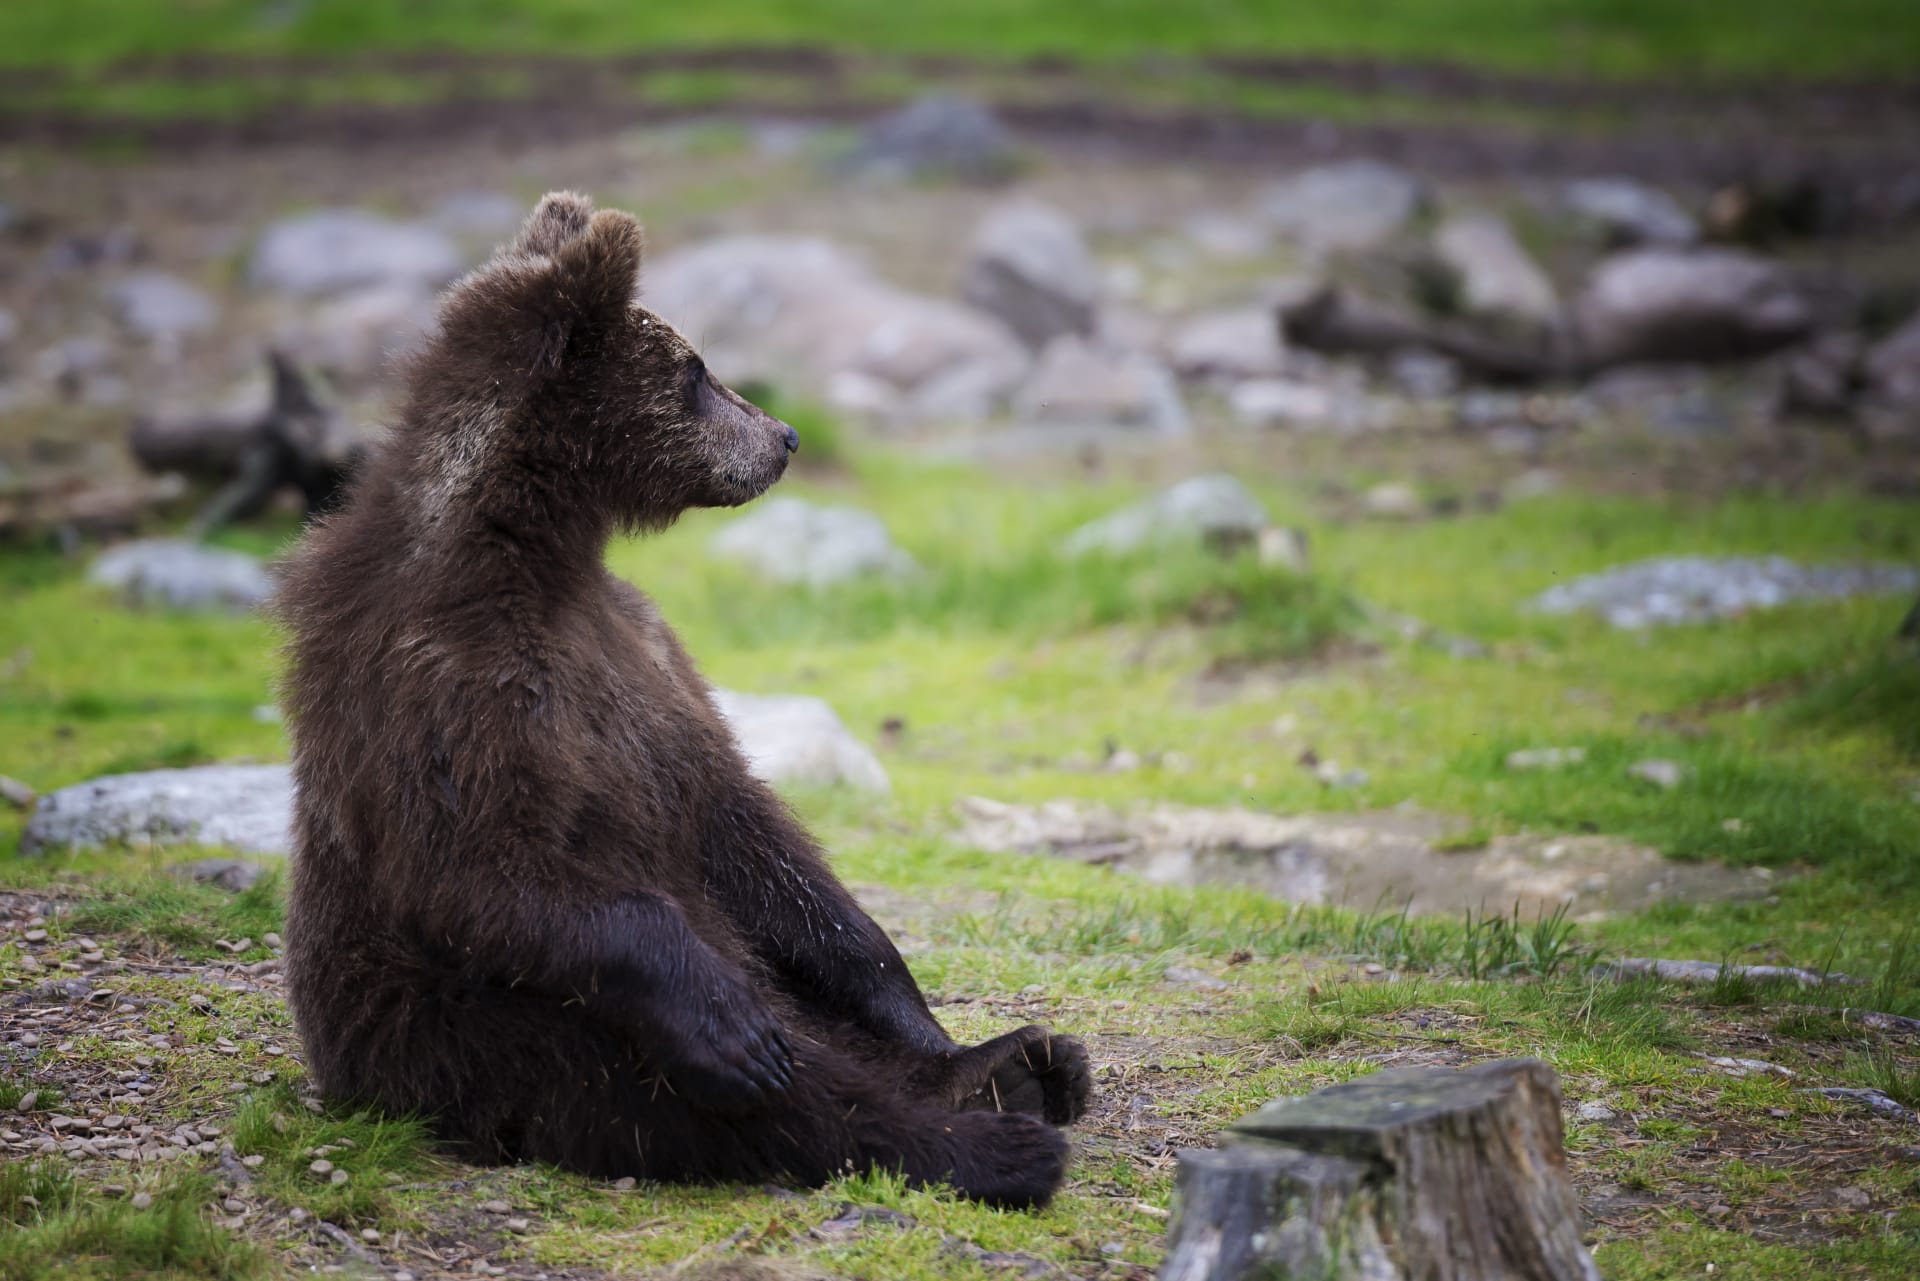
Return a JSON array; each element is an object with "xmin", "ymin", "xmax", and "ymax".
[
  {"xmin": 3, "ymin": 1, "xmax": 1918, "ymax": 78},
  {"xmin": 0, "ymin": 1166, "xmax": 269, "ymax": 1281},
  {"xmin": 230, "ymin": 1087, "xmax": 440, "ymax": 1225},
  {"xmin": 5, "ymin": 438, "xmax": 1920, "ymax": 1276}
]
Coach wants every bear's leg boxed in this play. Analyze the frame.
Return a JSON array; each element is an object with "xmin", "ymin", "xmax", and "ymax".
[
  {"xmin": 492, "ymin": 1017, "xmax": 1074, "ymax": 1207},
  {"xmin": 702, "ymin": 784, "xmax": 957, "ymax": 1057},
  {"xmin": 322, "ymin": 973, "xmax": 1074, "ymax": 1207}
]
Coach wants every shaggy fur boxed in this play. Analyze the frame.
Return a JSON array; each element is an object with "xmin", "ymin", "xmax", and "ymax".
[{"xmin": 276, "ymin": 193, "xmax": 1091, "ymax": 1208}]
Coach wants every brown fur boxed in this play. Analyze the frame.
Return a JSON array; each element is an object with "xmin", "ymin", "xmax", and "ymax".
[{"xmin": 275, "ymin": 192, "xmax": 1090, "ymax": 1207}]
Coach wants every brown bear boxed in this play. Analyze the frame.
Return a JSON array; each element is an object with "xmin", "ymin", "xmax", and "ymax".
[{"xmin": 275, "ymin": 192, "xmax": 1091, "ymax": 1208}]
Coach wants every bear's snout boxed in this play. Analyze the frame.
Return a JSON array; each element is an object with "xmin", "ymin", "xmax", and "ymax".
[{"xmin": 782, "ymin": 423, "xmax": 800, "ymax": 455}]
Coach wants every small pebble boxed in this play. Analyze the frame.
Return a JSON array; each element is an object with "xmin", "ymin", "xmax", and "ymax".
[
  {"xmin": 288, "ymin": 1207, "xmax": 308, "ymax": 1224},
  {"xmin": 479, "ymin": 1199, "xmax": 512, "ymax": 1214},
  {"xmin": 23, "ymin": 929, "xmax": 47, "ymax": 944},
  {"xmin": 242, "ymin": 1154, "xmax": 265, "ymax": 1169},
  {"xmin": 102, "ymin": 1183, "xmax": 128, "ymax": 1197},
  {"xmin": 505, "ymin": 1217, "xmax": 530, "ymax": 1233},
  {"xmin": 309, "ymin": 1159, "xmax": 334, "ymax": 1177},
  {"xmin": 329, "ymin": 1169, "xmax": 348, "ymax": 1185},
  {"xmin": 14, "ymin": 1091, "xmax": 38, "ymax": 1113},
  {"xmin": 360, "ymin": 1228, "xmax": 380, "ymax": 1243},
  {"xmin": 222, "ymin": 1197, "xmax": 245, "ymax": 1214},
  {"xmin": 17, "ymin": 1034, "xmax": 39, "ymax": 1048},
  {"xmin": 611, "ymin": 1176, "xmax": 636, "ymax": 1191},
  {"xmin": 131, "ymin": 1192, "xmax": 153, "ymax": 1210}
]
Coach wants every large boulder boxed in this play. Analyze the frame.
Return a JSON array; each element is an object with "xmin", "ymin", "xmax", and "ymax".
[
  {"xmin": 709, "ymin": 497, "xmax": 918, "ymax": 587},
  {"xmin": 710, "ymin": 690, "xmax": 890, "ymax": 793},
  {"xmin": 249, "ymin": 209, "xmax": 464, "ymax": 298},
  {"xmin": 1063, "ymin": 474, "xmax": 1269, "ymax": 556},
  {"xmin": 277, "ymin": 283, "xmax": 441, "ymax": 386},
  {"xmin": 1166, "ymin": 307, "xmax": 1288, "ymax": 380},
  {"xmin": 1011, "ymin": 335, "xmax": 1189, "ymax": 434},
  {"xmin": 1571, "ymin": 248, "xmax": 1812, "ymax": 366},
  {"xmin": 1432, "ymin": 214, "xmax": 1559, "ymax": 331},
  {"xmin": 88, "ymin": 540, "xmax": 273, "ymax": 612},
  {"xmin": 832, "ymin": 96, "xmax": 1020, "ymax": 184},
  {"xmin": 1563, "ymin": 179, "xmax": 1699, "ymax": 247},
  {"xmin": 103, "ymin": 271, "xmax": 219, "ymax": 342},
  {"xmin": 1256, "ymin": 161, "xmax": 1427, "ymax": 253},
  {"xmin": 22, "ymin": 765, "xmax": 294, "ymax": 856},
  {"xmin": 643, "ymin": 235, "xmax": 1028, "ymax": 423},
  {"xmin": 960, "ymin": 199, "xmax": 1101, "ymax": 349}
]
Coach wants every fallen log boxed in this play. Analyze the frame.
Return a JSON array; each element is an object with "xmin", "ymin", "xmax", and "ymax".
[
  {"xmin": 1160, "ymin": 1058, "xmax": 1598, "ymax": 1281},
  {"xmin": 1279, "ymin": 284, "xmax": 1567, "ymax": 384},
  {"xmin": 128, "ymin": 349, "xmax": 364, "ymax": 534}
]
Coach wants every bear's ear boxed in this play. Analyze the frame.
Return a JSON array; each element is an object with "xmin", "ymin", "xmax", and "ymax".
[
  {"xmin": 546, "ymin": 208, "xmax": 644, "ymax": 327},
  {"xmin": 510, "ymin": 191, "xmax": 596, "ymax": 258}
]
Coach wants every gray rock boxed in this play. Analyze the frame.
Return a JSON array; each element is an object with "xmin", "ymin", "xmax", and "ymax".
[
  {"xmin": 1506, "ymin": 747, "xmax": 1588, "ymax": 771},
  {"xmin": 1166, "ymin": 307, "xmax": 1287, "ymax": 380},
  {"xmin": 1432, "ymin": 213, "xmax": 1559, "ymax": 328},
  {"xmin": 1181, "ymin": 210, "xmax": 1272, "ymax": 260},
  {"xmin": 1564, "ymin": 179, "xmax": 1699, "ymax": 247},
  {"xmin": 1573, "ymin": 248, "xmax": 1812, "ymax": 366},
  {"xmin": 1164, "ymin": 964, "xmax": 1230, "ymax": 991},
  {"xmin": 1012, "ymin": 336, "xmax": 1189, "ymax": 434},
  {"xmin": 278, "ymin": 283, "xmax": 440, "ymax": 386},
  {"xmin": 1866, "ymin": 309, "xmax": 1920, "ymax": 410},
  {"xmin": 1228, "ymin": 377, "xmax": 1348, "ymax": 430},
  {"xmin": 710, "ymin": 690, "xmax": 889, "ymax": 793},
  {"xmin": 1530, "ymin": 556, "xmax": 1920, "ymax": 629},
  {"xmin": 1362, "ymin": 481, "xmax": 1424, "ymax": 519},
  {"xmin": 88, "ymin": 540, "xmax": 273, "ymax": 612},
  {"xmin": 249, "ymin": 209, "xmax": 464, "ymax": 298},
  {"xmin": 1573, "ymin": 1101, "xmax": 1617, "ymax": 1123},
  {"xmin": 1627, "ymin": 759, "xmax": 1688, "ymax": 790},
  {"xmin": 1257, "ymin": 526, "xmax": 1312, "ymax": 573},
  {"xmin": 1780, "ymin": 331, "xmax": 1866, "ymax": 417},
  {"xmin": 103, "ymin": 272, "xmax": 219, "ymax": 341},
  {"xmin": 170, "ymin": 857, "xmax": 271, "ymax": 892},
  {"xmin": 834, "ymin": 96, "xmax": 1020, "ymax": 184},
  {"xmin": 1256, "ymin": 161, "xmax": 1427, "ymax": 253},
  {"xmin": 960, "ymin": 199, "xmax": 1100, "ymax": 350},
  {"xmin": 426, "ymin": 190, "xmax": 526, "ymax": 238},
  {"xmin": 1389, "ymin": 350, "xmax": 1463, "ymax": 399},
  {"xmin": 1063, "ymin": 474, "xmax": 1269, "ymax": 557},
  {"xmin": 644, "ymin": 235, "xmax": 1027, "ymax": 422},
  {"xmin": 709, "ymin": 497, "xmax": 917, "ymax": 586},
  {"xmin": 22, "ymin": 765, "xmax": 294, "ymax": 856}
]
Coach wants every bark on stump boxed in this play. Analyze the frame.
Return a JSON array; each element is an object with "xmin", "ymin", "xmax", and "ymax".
[{"xmin": 1159, "ymin": 1058, "xmax": 1598, "ymax": 1281}]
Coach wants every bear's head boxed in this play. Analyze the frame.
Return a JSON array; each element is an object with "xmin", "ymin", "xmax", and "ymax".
[{"xmin": 411, "ymin": 191, "xmax": 796, "ymax": 533}]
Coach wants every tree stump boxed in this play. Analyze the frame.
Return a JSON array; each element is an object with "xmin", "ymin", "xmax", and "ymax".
[{"xmin": 1159, "ymin": 1059, "xmax": 1598, "ymax": 1281}]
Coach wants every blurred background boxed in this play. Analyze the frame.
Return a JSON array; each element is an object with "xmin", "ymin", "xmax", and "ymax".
[{"xmin": 4, "ymin": 5, "xmax": 1920, "ymax": 1277}]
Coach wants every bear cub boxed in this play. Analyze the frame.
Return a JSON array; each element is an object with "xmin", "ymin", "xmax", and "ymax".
[{"xmin": 277, "ymin": 192, "xmax": 1091, "ymax": 1207}]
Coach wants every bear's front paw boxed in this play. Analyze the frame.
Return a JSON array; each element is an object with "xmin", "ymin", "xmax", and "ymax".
[{"xmin": 665, "ymin": 989, "xmax": 794, "ymax": 1111}]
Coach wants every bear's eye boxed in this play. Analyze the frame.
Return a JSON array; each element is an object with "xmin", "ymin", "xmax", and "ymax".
[{"xmin": 682, "ymin": 356, "xmax": 709, "ymax": 410}]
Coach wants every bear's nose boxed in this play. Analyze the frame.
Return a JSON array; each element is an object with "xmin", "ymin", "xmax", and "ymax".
[{"xmin": 781, "ymin": 424, "xmax": 800, "ymax": 454}]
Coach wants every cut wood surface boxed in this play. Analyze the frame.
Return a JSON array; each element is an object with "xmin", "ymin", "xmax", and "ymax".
[{"xmin": 1160, "ymin": 1058, "xmax": 1599, "ymax": 1281}]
